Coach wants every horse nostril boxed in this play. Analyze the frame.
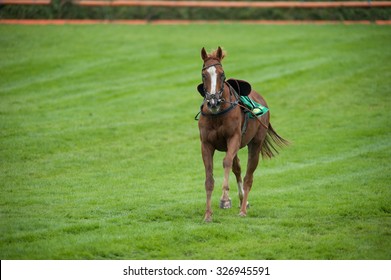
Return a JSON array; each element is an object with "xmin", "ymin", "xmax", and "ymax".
[{"xmin": 209, "ymin": 99, "xmax": 217, "ymax": 107}]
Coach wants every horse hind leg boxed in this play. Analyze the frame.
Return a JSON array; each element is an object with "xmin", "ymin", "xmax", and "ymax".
[
  {"xmin": 240, "ymin": 142, "xmax": 261, "ymax": 217},
  {"xmin": 219, "ymin": 138, "xmax": 240, "ymax": 209},
  {"xmin": 232, "ymin": 155, "xmax": 249, "ymax": 209}
]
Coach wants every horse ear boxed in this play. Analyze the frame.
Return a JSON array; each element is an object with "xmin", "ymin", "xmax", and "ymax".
[
  {"xmin": 216, "ymin": 46, "xmax": 223, "ymax": 60},
  {"xmin": 201, "ymin": 47, "xmax": 208, "ymax": 61},
  {"xmin": 197, "ymin": 83, "xmax": 205, "ymax": 97}
]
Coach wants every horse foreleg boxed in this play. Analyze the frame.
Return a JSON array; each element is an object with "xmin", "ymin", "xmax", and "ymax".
[
  {"xmin": 220, "ymin": 136, "xmax": 240, "ymax": 209},
  {"xmin": 240, "ymin": 143, "xmax": 261, "ymax": 217},
  {"xmin": 220, "ymin": 166, "xmax": 232, "ymax": 209},
  {"xmin": 202, "ymin": 143, "xmax": 215, "ymax": 222}
]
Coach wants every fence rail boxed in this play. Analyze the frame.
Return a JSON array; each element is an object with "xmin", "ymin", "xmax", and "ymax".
[
  {"xmin": 2, "ymin": 1, "xmax": 391, "ymax": 8},
  {"xmin": 0, "ymin": 0, "xmax": 51, "ymax": 4},
  {"xmin": 1, "ymin": 19, "xmax": 391, "ymax": 24},
  {"xmin": 72, "ymin": 1, "xmax": 391, "ymax": 8}
]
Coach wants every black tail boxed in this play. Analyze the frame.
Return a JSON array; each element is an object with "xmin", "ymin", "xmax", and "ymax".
[{"xmin": 261, "ymin": 123, "xmax": 289, "ymax": 158}]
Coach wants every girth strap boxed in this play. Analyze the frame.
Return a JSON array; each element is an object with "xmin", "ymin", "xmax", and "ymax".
[{"xmin": 241, "ymin": 111, "xmax": 250, "ymax": 136}]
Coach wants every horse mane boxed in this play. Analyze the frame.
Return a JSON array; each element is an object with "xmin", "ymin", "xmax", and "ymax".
[{"xmin": 208, "ymin": 48, "xmax": 226, "ymax": 61}]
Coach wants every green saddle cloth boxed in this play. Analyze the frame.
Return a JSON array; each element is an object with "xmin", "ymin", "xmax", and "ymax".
[{"xmin": 239, "ymin": 96, "xmax": 269, "ymax": 118}]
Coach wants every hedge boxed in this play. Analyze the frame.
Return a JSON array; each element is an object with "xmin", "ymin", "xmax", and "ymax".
[{"xmin": 0, "ymin": 1, "xmax": 390, "ymax": 20}]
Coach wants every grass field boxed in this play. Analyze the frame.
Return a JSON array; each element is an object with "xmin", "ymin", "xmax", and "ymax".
[{"xmin": 0, "ymin": 23, "xmax": 390, "ymax": 260}]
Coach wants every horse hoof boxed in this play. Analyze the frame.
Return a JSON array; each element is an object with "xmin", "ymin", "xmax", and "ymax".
[
  {"xmin": 204, "ymin": 212, "xmax": 213, "ymax": 222},
  {"xmin": 239, "ymin": 212, "xmax": 247, "ymax": 217},
  {"xmin": 220, "ymin": 199, "xmax": 232, "ymax": 209}
]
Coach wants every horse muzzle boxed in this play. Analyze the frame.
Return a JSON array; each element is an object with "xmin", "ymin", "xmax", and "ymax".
[
  {"xmin": 206, "ymin": 94, "xmax": 223, "ymax": 113},
  {"xmin": 208, "ymin": 97, "xmax": 220, "ymax": 107}
]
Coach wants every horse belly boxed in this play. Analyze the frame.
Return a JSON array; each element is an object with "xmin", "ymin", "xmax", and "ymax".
[
  {"xmin": 241, "ymin": 135, "xmax": 256, "ymax": 148},
  {"xmin": 240, "ymin": 131, "xmax": 253, "ymax": 148},
  {"xmin": 240, "ymin": 119, "xmax": 264, "ymax": 148}
]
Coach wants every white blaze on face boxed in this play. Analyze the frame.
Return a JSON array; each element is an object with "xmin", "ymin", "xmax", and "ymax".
[{"xmin": 207, "ymin": 66, "xmax": 217, "ymax": 95}]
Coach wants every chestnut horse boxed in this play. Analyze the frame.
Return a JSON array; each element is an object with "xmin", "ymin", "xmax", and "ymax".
[{"xmin": 197, "ymin": 47, "xmax": 288, "ymax": 222}]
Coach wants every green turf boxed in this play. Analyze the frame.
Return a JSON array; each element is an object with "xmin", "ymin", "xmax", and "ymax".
[{"xmin": 0, "ymin": 23, "xmax": 390, "ymax": 260}]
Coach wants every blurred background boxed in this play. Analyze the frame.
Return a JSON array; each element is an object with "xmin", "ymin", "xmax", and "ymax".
[{"xmin": 0, "ymin": 0, "xmax": 390, "ymax": 22}]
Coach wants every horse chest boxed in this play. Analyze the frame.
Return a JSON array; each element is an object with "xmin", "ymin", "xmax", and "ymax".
[{"xmin": 199, "ymin": 119, "xmax": 240, "ymax": 151}]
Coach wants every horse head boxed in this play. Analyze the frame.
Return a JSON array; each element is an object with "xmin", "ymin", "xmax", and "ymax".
[{"xmin": 198, "ymin": 46, "xmax": 226, "ymax": 114}]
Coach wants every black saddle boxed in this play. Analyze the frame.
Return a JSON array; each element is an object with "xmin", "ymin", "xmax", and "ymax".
[{"xmin": 226, "ymin": 79, "xmax": 251, "ymax": 96}]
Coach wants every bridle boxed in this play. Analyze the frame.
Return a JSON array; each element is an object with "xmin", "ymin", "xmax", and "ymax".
[
  {"xmin": 201, "ymin": 62, "xmax": 225, "ymax": 107},
  {"xmin": 195, "ymin": 61, "xmax": 239, "ymax": 119}
]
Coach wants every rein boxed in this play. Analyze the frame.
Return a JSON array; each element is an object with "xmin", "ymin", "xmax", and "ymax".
[{"xmin": 237, "ymin": 103, "xmax": 269, "ymax": 130}]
